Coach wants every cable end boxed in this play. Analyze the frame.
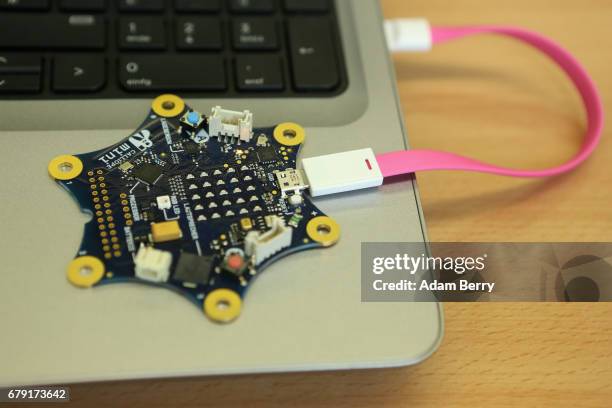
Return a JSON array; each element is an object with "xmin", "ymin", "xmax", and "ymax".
[
  {"xmin": 302, "ymin": 148, "xmax": 383, "ymax": 197},
  {"xmin": 384, "ymin": 18, "xmax": 433, "ymax": 53}
]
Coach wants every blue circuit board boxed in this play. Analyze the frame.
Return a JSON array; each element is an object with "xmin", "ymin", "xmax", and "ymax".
[{"xmin": 48, "ymin": 94, "xmax": 339, "ymax": 323}]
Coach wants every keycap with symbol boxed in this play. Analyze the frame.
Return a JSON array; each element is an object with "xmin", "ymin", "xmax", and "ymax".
[
  {"xmin": 0, "ymin": 75, "xmax": 41, "ymax": 93},
  {"xmin": 287, "ymin": 17, "xmax": 339, "ymax": 91},
  {"xmin": 0, "ymin": 54, "xmax": 42, "ymax": 74},
  {"xmin": 0, "ymin": 54, "xmax": 42, "ymax": 93},
  {"xmin": 235, "ymin": 55, "xmax": 284, "ymax": 91},
  {"xmin": 175, "ymin": 17, "xmax": 222, "ymax": 50},
  {"xmin": 52, "ymin": 55, "xmax": 106, "ymax": 92},
  {"xmin": 232, "ymin": 18, "xmax": 278, "ymax": 50}
]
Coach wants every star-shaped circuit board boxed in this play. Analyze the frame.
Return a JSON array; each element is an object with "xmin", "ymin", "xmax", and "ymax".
[{"xmin": 47, "ymin": 94, "xmax": 340, "ymax": 323}]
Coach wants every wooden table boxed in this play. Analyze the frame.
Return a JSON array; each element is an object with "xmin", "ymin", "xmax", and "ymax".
[{"xmin": 66, "ymin": 1, "xmax": 612, "ymax": 406}]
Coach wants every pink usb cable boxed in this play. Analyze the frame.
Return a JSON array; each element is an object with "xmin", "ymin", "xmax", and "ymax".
[
  {"xmin": 300, "ymin": 21, "xmax": 604, "ymax": 197},
  {"xmin": 377, "ymin": 22, "xmax": 604, "ymax": 178}
]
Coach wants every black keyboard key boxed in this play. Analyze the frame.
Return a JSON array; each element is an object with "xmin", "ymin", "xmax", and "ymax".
[
  {"xmin": 174, "ymin": 0, "xmax": 219, "ymax": 12},
  {"xmin": 0, "ymin": 0, "xmax": 48, "ymax": 10},
  {"xmin": 119, "ymin": 17, "xmax": 166, "ymax": 50},
  {"xmin": 0, "ymin": 75, "xmax": 40, "ymax": 93},
  {"xmin": 53, "ymin": 55, "xmax": 106, "ymax": 92},
  {"xmin": 235, "ymin": 55, "xmax": 283, "ymax": 91},
  {"xmin": 230, "ymin": 0, "xmax": 274, "ymax": 14},
  {"xmin": 232, "ymin": 18, "xmax": 278, "ymax": 50},
  {"xmin": 60, "ymin": 0, "xmax": 106, "ymax": 11},
  {"xmin": 284, "ymin": 0, "xmax": 329, "ymax": 13},
  {"xmin": 119, "ymin": 55, "xmax": 226, "ymax": 91},
  {"xmin": 118, "ymin": 0, "xmax": 164, "ymax": 12},
  {"xmin": 0, "ymin": 15, "xmax": 105, "ymax": 50},
  {"xmin": 0, "ymin": 0, "xmax": 345, "ymax": 99},
  {"xmin": 0, "ymin": 54, "xmax": 42, "ymax": 74},
  {"xmin": 287, "ymin": 17, "xmax": 338, "ymax": 91},
  {"xmin": 176, "ymin": 17, "xmax": 222, "ymax": 50}
]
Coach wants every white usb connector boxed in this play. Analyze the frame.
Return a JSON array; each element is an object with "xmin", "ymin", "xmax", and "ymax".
[
  {"xmin": 384, "ymin": 18, "xmax": 433, "ymax": 52},
  {"xmin": 301, "ymin": 148, "xmax": 383, "ymax": 197}
]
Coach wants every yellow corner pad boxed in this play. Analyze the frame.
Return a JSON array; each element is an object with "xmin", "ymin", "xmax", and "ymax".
[
  {"xmin": 152, "ymin": 94, "xmax": 185, "ymax": 117},
  {"xmin": 273, "ymin": 122, "xmax": 305, "ymax": 146},
  {"xmin": 67, "ymin": 256, "xmax": 105, "ymax": 288},
  {"xmin": 306, "ymin": 216, "xmax": 341, "ymax": 247},
  {"xmin": 48, "ymin": 155, "xmax": 83, "ymax": 181},
  {"xmin": 204, "ymin": 289, "xmax": 242, "ymax": 323}
]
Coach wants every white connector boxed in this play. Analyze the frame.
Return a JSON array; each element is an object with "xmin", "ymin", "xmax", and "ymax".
[
  {"xmin": 301, "ymin": 148, "xmax": 383, "ymax": 197},
  {"xmin": 134, "ymin": 245, "xmax": 173, "ymax": 283},
  {"xmin": 244, "ymin": 215, "xmax": 292, "ymax": 265},
  {"xmin": 275, "ymin": 168, "xmax": 309, "ymax": 198},
  {"xmin": 209, "ymin": 106, "xmax": 253, "ymax": 142},
  {"xmin": 384, "ymin": 18, "xmax": 432, "ymax": 52}
]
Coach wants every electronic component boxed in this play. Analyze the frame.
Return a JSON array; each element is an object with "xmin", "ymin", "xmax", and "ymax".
[
  {"xmin": 288, "ymin": 213, "xmax": 304, "ymax": 228},
  {"xmin": 192, "ymin": 129, "xmax": 209, "ymax": 144},
  {"xmin": 156, "ymin": 195, "xmax": 172, "ymax": 210},
  {"xmin": 257, "ymin": 146, "xmax": 277, "ymax": 162},
  {"xmin": 244, "ymin": 215, "xmax": 293, "ymax": 265},
  {"xmin": 133, "ymin": 163, "xmax": 163, "ymax": 185},
  {"xmin": 173, "ymin": 252, "xmax": 212, "ymax": 285},
  {"xmin": 150, "ymin": 220, "xmax": 182, "ymax": 243},
  {"xmin": 142, "ymin": 209, "xmax": 156, "ymax": 222},
  {"xmin": 228, "ymin": 223, "xmax": 242, "ymax": 245},
  {"xmin": 288, "ymin": 194, "xmax": 304, "ymax": 206},
  {"xmin": 275, "ymin": 169, "xmax": 308, "ymax": 198},
  {"xmin": 256, "ymin": 134, "xmax": 268, "ymax": 146},
  {"xmin": 183, "ymin": 140, "xmax": 200, "ymax": 155},
  {"xmin": 50, "ymin": 94, "xmax": 340, "ymax": 322},
  {"xmin": 209, "ymin": 106, "xmax": 253, "ymax": 142},
  {"xmin": 240, "ymin": 217, "xmax": 253, "ymax": 231},
  {"xmin": 119, "ymin": 161, "xmax": 134, "ymax": 172},
  {"xmin": 180, "ymin": 110, "xmax": 204, "ymax": 129},
  {"xmin": 222, "ymin": 248, "xmax": 248, "ymax": 277},
  {"xmin": 134, "ymin": 245, "xmax": 173, "ymax": 283}
]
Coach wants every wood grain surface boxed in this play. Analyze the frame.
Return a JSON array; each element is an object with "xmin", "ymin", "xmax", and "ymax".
[{"xmin": 21, "ymin": 1, "xmax": 612, "ymax": 406}]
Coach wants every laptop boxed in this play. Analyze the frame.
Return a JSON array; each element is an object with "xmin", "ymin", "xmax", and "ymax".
[{"xmin": 0, "ymin": 0, "xmax": 442, "ymax": 386}]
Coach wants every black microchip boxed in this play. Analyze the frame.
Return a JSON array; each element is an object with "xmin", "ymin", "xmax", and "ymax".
[
  {"xmin": 133, "ymin": 163, "xmax": 163, "ymax": 185},
  {"xmin": 256, "ymin": 146, "xmax": 277, "ymax": 162},
  {"xmin": 184, "ymin": 140, "xmax": 200, "ymax": 155},
  {"xmin": 173, "ymin": 253, "xmax": 213, "ymax": 285}
]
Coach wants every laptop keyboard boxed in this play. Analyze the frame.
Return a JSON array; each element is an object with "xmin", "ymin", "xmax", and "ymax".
[{"xmin": 0, "ymin": 0, "xmax": 347, "ymax": 99}]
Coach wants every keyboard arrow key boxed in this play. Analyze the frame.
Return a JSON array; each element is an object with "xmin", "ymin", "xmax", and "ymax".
[
  {"xmin": 53, "ymin": 55, "xmax": 106, "ymax": 92},
  {"xmin": 0, "ymin": 75, "xmax": 41, "ymax": 93},
  {"xmin": 0, "ymin": 54, "xmax": 42, "ymax": 74}
]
